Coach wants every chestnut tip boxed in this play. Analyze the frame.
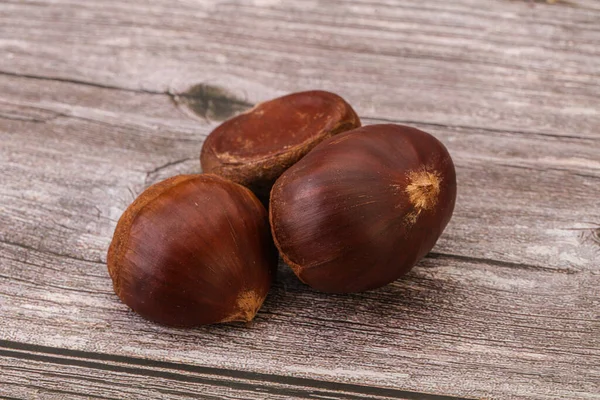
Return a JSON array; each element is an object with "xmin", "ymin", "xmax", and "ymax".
[{"xmin": 219, "ymin": 290, "xmax": 266, "ymax": 323}]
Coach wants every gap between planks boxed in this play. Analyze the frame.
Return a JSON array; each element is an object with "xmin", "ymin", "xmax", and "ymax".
[{"xmin": 0, "ymin": 340, "xmax": 471, "ymax": 400}]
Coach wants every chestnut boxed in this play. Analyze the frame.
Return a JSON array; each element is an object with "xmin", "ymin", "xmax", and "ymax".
[
  {"xmin": 107, "ymin": 174, "xmax": 276, "ymax": 327},
  {"xmin": 200, "ymin": 90, "xmax": 360, "ymax": 201},
  {"xmin": 269, "ymin": 124, "xmax": 456, "ymax": 293}
]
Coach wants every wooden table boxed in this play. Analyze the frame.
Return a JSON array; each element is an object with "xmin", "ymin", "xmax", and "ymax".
[{"xmin": 1, "ymin": 1, "xmax": 599, "ymax": 399}]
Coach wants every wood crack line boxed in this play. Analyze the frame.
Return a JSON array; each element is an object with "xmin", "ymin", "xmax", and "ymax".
[
  {"xmin": 145, "ymin": 158, "xmax": 193, "ymax": 183},
  {"xmin": 0, "ymin": 340, "xmax": 473, "ymax": 400},
  {"xmin": 0, "ymin": 238, "xmax": 579, "ymax": 275},
  {"xmin": 361, "ymin": 116, "xmax": 597, "ymax": 142},
  {"xmin": 0, "ymin": 112, "xmax": 48, "ymax": 123},
  {"xmin": 0, "ymin": 380, "xmax": 121, "ymax": 400},
  {"xmin": 0, "ymin": 238, "xmax": 104, "ymax": 266},
  {"xmin": 0, "ymin": 273, "xmax": 110, "ymax": 296},
  {"xmin": 1, "ymin": 69, "xmax": 596, "ymax": 142},
  {"xmin": 425, "ymin": 252, "xmax": 580, "ymax": 274},
  {"xmin": 0, "ymin": 69, "xmax": 169, "ymax": 97}
]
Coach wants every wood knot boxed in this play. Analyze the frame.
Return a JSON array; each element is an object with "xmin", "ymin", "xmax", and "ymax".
[{"xmin": 174, "ymin": 84, "xmax": 252, "ymax": 121}]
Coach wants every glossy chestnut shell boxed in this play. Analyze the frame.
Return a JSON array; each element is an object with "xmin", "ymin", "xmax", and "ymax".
[
  {"xmin": 107, "ymin": 174, "xmax": 276, "ymax": 326},
  {"xmin": 269, "ymin": 124, "xmax": 457, "ymax": 293},
  {"xmin": 200, "ymin": 90, "xmax": 360, "ymax": 201}
]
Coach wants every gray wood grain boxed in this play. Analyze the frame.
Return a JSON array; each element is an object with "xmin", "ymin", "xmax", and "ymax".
[
  {"xmin": 0, "ymin": 0, "xmax": 599, "ymax": 399},
  {"xmin": 2, "ymin": 0, "xmax": 600, "ymax": 139},
  {"xmin": 1, "ymin": 347, "xmax": 447, "ymax": 400}
]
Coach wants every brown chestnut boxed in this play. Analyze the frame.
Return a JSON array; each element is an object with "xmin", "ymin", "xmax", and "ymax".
[
  {"xmin": 107, "ymin": 174, "xmax": 276, "ymax": 326},
  {"xmin": 269, "ymin": 124, "xmax": 456, "ymax": 293},
  {"xmin": 200, "ymin": 90, "xmax": 360, "ymax": 201}
]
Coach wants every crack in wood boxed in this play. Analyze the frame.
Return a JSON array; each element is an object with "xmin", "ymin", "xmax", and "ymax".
[
  {"xmin": 0, "ymin": 273, "xmax": 111, "ymax": 296},
  {"xmin": 263, "ymin": 310, "xmax": 598, "ymax": 357},
  {"xmin": 144, "ymin": 157, "xmax": 193, "ymax": 184},
  {"xmin": 0, "ymin": 341, "xmax": 473, "ymax": 400},
  {"xmin": 3, "ymin": 70, "xmax": 596, "ymax": 144},
  {"xmin": 2, "ymin": 366, "xmax": 216, "ymax": 400},
  {"xmin": 426, "ymin": 252, "xmax": 580, "ymax": 274},
  {"xmin": 362, "ymin": 116, "xmax": 598, "ymax": 142},
  {"xmin": 522, "ymin": 0, "xmax": 579, "ymax": 7},
  {"xmin": 0, "ymin": 70, "xmax": 165, "ymax": 97},
  {"xmin": 0, "ymin": 112, "xmax": 48, "ymax": 123},
  {"xmin": 0, "ymin": 380, "xmax": 119, "ymax": 400},
  {"xmin": 0, "ymin": 239, "xmax": 105, "ymax": 266},
  {"xmin": 0, "ymin": 235, "xmax": 581, "ymax": 278},
  {"xmin": 495, "ymin": 163, "xmax": 600, "ymax": 178}
]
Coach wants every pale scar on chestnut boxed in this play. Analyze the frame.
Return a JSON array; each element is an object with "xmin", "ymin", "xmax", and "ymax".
[
  {"xmin": 220, "ymin": 290, "xmax": 265, "ymax": 323},
  {"xmin": 405, "ymin": 170, "xmax": 442, "ymax": 211},
  {"xmin": 400, "ymin": 169, "xmax": 442, "ymax": 225}
]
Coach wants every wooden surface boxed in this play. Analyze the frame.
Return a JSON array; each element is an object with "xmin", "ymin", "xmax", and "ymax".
[{"xmin": 1, "ymin": 0, "xmax": 599, "ymax": 399}]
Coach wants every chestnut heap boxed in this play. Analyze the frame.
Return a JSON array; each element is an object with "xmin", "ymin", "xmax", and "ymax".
[{"xmin": 108, "ymin": 90, "xmax": 456, "ymax": 327}]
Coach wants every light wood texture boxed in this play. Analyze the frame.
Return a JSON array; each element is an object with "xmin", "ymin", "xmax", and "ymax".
[
  {"xmin": 1, "ymin": 343, "xmax": 453, "ymax": 400},
  {"xmin": 1, "ymin": 0, "xmax": 599, "ymax": 399}
]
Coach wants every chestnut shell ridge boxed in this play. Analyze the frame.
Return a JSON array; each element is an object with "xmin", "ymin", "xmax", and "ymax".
[
  {"xmin": 107, "ymin": 174, "xmax": 277, "ymax": 327},
  {"xmin": 269, "ymin": 124, "xmax": 457, "ymax": 293},
  {"xmin": 200, "ymin": 90, "xmax": 361, "ymax": 201}
]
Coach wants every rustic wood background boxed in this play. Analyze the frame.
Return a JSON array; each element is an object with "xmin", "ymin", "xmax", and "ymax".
[{"xmin": 1, "ymin": 0, "xmax": 599, "ymax": 399}]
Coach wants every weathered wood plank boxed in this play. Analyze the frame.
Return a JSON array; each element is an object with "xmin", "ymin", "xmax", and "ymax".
[
  {"xmin": 1, "ymin": 74, "xmax": 598, "ymax": 273},
  {"xmin": 1, "ymin": 0, "xmax": 599, "ymax": 139},
  {"xmin": 1, "ymin": 243, "xmax": 598, "ymax": 399},
  {"xmin": 1, "ymin": 0, "xmax": 599, "ymax": 399},
  {"xmin": 0, "ymin": 69, "xmax": 598, "ymax": 399},
  {"xmin": 1, "ymin": 349, "xmax": 454, "ymax": 400}
]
